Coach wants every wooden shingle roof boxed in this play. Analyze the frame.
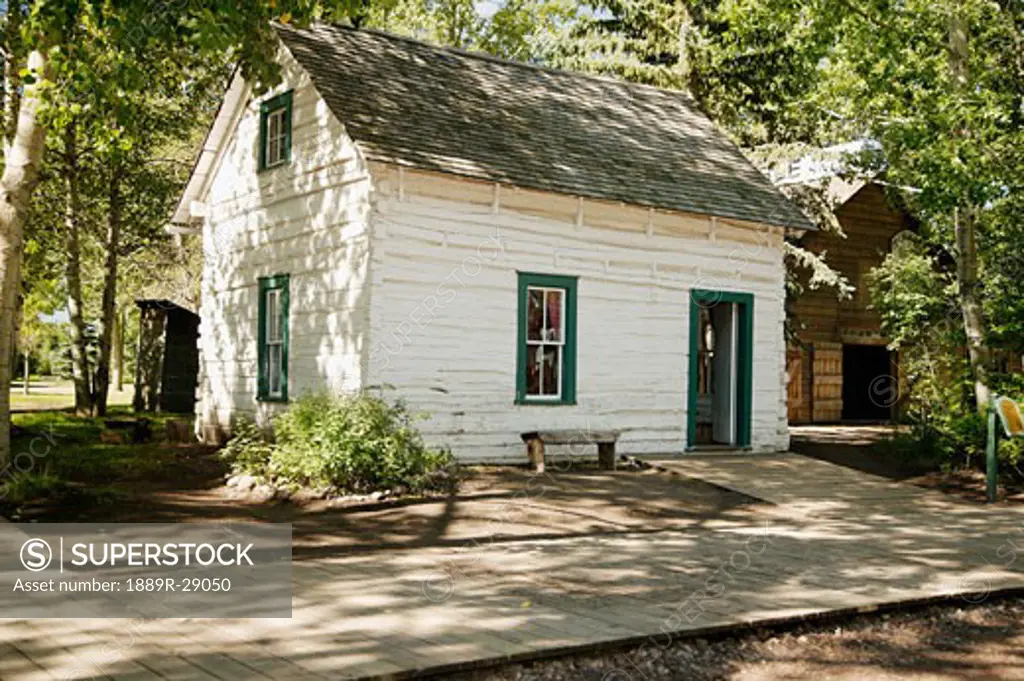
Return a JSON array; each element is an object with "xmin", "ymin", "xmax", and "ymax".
[{"xmin": 276, "ymin": 23, "xmax": 815, "ymax": 231}]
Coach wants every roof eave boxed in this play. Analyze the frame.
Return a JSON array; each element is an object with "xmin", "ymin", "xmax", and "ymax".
[{"xmin": 169, "ymin": 68, "xmax": 249, "ymax": 228}]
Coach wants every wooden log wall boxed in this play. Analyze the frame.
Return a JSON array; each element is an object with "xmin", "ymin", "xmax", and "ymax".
[{"xmin": 788, "ymin": 184, "xmax": 913, "ymax": 423}]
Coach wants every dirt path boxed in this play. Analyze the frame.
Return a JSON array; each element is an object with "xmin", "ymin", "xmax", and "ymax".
[
  {"xmin": 791, "ymin": 424, "xmax": 1024, "ymax": 504},
  {"xmin": 14, "ymin": 453, "xmax": 764, "ymax": 558},
  {"xmin": 8, "ymin": 443, "xmax": 1024, "ymax": 680},
  {"xmin": 454, "ymin": 596, "xmax": 1024, "ymax": 681}
]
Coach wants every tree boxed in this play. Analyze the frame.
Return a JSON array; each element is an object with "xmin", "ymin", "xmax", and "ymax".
[
  {"xmin": 0, "ymin": 2, "xmax": 364, "ymax": 465},
  {"xmin": 538, "ymin": 0, "xmax": 690, "ymax": 88},
  {"xmin": 536, "ymin": 0, "xmax": 835, "ymax": 145},
  {"xmin": 59, "ymin": 120, "xmax": 91, "ymax": 414},
  {"xmin": 804, "ymin": 0, "xmax": 1021, "ymax": 412},
  {"xmin": 16, "ymin": 283, "xmax": 58, "ymax": 394},
  {"xmin": 578, "ymin": 0, "xmax": 1023, "ymax": 415},
  {"xmin": 537, "ymin": 0, "xmax": 852, "ymax": 327},
  {"xmin": 87, "ymin": 44, "xmax": 225, "ymax": 416},
  {"xmin": 363, "ymin": 0, "xmax": 574, "ymax": 59},
  {"xmin": 710, "ymin": 0, "xmax": 1021, "ymax": 422}
]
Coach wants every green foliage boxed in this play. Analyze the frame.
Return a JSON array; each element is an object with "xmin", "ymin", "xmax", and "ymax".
[
  {"xmin": 688, "ymin": 0, "xmax": 836, "ymax": 146},
  {"xmin": 869, "ymin": 232, "xmax": 974, "ymax": 466},
  {"xmin": 222, "ymin": 394, "xmax": 457, "ymax": 494},
  {"xmin": 881, "ymin": 413, "xmax": 985, "ymax": 473},
  {"xmin": 869, "ymin": 233, "xmax": 956, "ymax": 350},
  {"xmin": 363, "ymin": 0, "xmax": 576, "ymax": 60},
  {"xmin": 6, "ymin": 0, "xmax": 365, "ymax": 111},
  {"xmin": 537, "ymin": 0, "xmax": 690, "ymax": 89},
  {"xmin": 17, "ymin": 285, "xmax": 68, "ymax": 375},
  {"xmin": 979, "ymin": 199, "xmax": 1024, "ymax": 354},
  {"xmin": 535, "ymin": 0, "xmax": 837, "ymax": 145},
  {"xmin": 0, "ymin": 469, "xmax": 65, "ymax": 506},
  {"xmin": 219, "ymin": 420, "xmax": 275, "ymax": 476},
  {"xmin": 869, "ymin": 232, "xmax": 1024, "ymax": 470},
  {"xmin": 2, "ymin": 409, "xmax": 208, "ymax": 513}
]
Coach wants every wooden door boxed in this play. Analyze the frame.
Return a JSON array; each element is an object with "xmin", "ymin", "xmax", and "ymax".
[
  {"xmin": 787, "ymin": 349, "xmax": 809, "ymax": 423},
  {"xmin": 812, "ymin": 342, "xmax": 843, "ymax": 422}
]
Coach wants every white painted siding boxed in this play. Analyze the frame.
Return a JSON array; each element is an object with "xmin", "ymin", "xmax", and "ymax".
[
  {"xmin": 196, "ymin": 48, "xmax": 373, "ymax": 438},
  {"xmin": 366, "ymin": 166, "xmax": 789, "ymax": 462}
]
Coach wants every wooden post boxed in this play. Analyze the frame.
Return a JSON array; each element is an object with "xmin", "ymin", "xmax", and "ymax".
[
  {"xmin": 526, "ymin": 437, "xmax": 545, "ymax": 473},
  {"xmin": 598, "ymin": 442, "xmax": 616, "ymax": 470},
  {"xmin": 986, "ymin": 404, "xmax": 998, "ymax": 503}
]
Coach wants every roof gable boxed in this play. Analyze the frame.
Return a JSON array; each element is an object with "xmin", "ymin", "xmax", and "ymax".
[{"xmin": 275, "ymin": 24, "xmax": 814, "ymax": 231}]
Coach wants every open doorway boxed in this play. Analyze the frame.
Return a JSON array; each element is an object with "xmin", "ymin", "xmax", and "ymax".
[
  {"xmin": 688, "ymin": 290, "xmax": 753, "ymax": 449},
  {"xmin": 842, "ymin": 344, "xmax": 895, "ymax": 421}
]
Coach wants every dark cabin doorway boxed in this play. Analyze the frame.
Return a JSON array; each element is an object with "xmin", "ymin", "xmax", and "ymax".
[{"xmin": 841, "ymin": 344, "xmax": 894, "ymax": 421}]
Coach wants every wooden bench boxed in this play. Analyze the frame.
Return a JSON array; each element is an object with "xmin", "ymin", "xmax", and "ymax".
[{"xmin": 519, "ymin": 430, "xmax": 620, "ymax": 472}]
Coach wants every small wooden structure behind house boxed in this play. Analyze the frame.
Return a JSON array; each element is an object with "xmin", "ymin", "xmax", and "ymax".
[
  {"xmin": 133, "ymin": 300, "xmax": 200, "ymax": 414},
  {"xmin": 787, "ymin": 182, "xmax": 914, "ymax": 423}
]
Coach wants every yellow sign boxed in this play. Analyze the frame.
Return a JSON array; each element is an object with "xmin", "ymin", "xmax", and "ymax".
[{"xmin": 996, "ymin": 395, "xmax": 1024, "ymax": 438}]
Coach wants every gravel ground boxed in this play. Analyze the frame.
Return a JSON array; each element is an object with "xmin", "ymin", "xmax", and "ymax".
[{"xmin": 450, "ymin": 595, "xmax": 1024, "ymax": 681}]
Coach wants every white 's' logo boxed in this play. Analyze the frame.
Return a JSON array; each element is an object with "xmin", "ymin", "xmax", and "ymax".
[{"xmin": 20, "ymin": 538, "xmax": 52, "ymax": 572}]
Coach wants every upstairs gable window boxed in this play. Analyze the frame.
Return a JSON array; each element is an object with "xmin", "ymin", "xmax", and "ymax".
[{"xmin": 259, "ymin": 91, "xmax": 293, "ymax": 170}]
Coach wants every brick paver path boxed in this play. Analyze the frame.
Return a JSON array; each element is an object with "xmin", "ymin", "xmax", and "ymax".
[{"xmin": 3, "ymin": 453, "xmax": 1024, "ymax": 680}]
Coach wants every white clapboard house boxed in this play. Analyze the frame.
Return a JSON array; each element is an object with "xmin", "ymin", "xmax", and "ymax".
[{"xmin": 172, "ymin": 23, "xmax": 815, "ymax": 462}]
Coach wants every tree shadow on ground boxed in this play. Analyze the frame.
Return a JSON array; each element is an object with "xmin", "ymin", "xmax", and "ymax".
[
  {"xmin": 8, "ymin": 451, "xmax": 1024, "ymax": 681},
  {"xmin": 13, "ymin": 452, "xmax": 765, "ymax": 558}
]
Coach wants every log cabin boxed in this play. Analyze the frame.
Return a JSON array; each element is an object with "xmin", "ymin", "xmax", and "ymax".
[
  {"xmin": 172, "ymin": 23, "xmax": 814, "ymax": 462},
  {"xmin": 786, "ymin": 179, "xmax": 914, "ymax": 423}
]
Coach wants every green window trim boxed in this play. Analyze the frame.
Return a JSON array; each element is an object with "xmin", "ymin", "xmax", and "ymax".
[
  {"xmin": 258, "ymin": 90, "xmax": 293, "ymax": 171},
  {"xmin": 686, "ymin": 289, "xmax": 754, "ymax": 449},
  {"xmin": 257, "ymin": 274, "xmax": 290, "ymax": 403},
  {"xmin": 516, "ymin": 272, "xmax": 578, "ymax": 406}
]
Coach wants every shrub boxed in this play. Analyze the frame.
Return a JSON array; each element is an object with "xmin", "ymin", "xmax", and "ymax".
[
  {"xmin": 881, "ymin": 413, "xmax": 984, "ymax": 473},
  {"xmin": 220, "ymin": 420, "xmax": 274, "ymax": 477},
  {"xmin": 221, "ymin": 393, "xmax": 457, "ymax": 495},
  {"xmin": 868, "ymin": 233, "xmax": 1024, "ymax": 476}
]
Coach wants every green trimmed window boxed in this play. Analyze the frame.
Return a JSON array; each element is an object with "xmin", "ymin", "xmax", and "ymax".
[
  {"xmin": 516, "ymin": 273, "xmax": 577, "ymax": 405},
  {"xmin": 259, "ymin": 91, "xmax": 293, "ymax": 170},
  {"xmin": 258, "ymin": 275, "xmax": 290, "ymax": 402}
]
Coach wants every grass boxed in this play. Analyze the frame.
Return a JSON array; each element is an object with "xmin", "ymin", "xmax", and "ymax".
[
  {"xmin": 4, "ymin": 408, "xmax": 207, "ymax": 513},
  {"xmin": 10, "ymin": 377, "xmax": 132, "ymax": 412},
  {"xmin": 11, "ymin": 408, "xmax": 188, "ymax": 478},
  {"xmin": 10, "ymin": 391, "xmax": 82, "ymax": 411}
]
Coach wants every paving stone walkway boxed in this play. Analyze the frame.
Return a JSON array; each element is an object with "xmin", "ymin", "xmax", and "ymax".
[{"xmin": 4, "ymin": 453, "xmax": 1024, "ymax": 680}]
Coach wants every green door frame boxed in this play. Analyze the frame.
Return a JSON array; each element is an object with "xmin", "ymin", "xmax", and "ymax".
[{"xmin": 687, "ymin": 289, "xmax": 754, "ymax": 449}]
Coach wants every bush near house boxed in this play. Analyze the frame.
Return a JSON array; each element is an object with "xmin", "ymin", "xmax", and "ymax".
[
  {"xmin": 221, "ymin": 393, "xmax": 457, "ymax": 495},
  {"xmin": 870, "ymin": 235, "xmax": 1024, "ymax": 473}
]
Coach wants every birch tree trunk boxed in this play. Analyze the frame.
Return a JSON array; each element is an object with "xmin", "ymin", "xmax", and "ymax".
[
  {"xmin": 112, "ymin": 305, "xmax": 125, "ymax": 392},
  {"xmin": 0, "ymin": 49, "xmax": 51, "ymax": 466},
  {"xmin": 12, "ymin": 283, "xmax": 22, "ymax": 393},
  {"xmin": 95, "ymin": 166, "xmax": 123, "ymax": 416},
  {"xmin": 955, "ymin": 207, "xmax": 992, "ymax": 410},
  {"xmin": 22, "ymin": 351, "xmax": 29, "ymax": 396},
  {"xmin": 62, "ymin": 122, "xmax": 92, "ymax": 416},
  {"xmin": 949, "ymin": 11, "xmax": 991, "ymax": 412}
]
